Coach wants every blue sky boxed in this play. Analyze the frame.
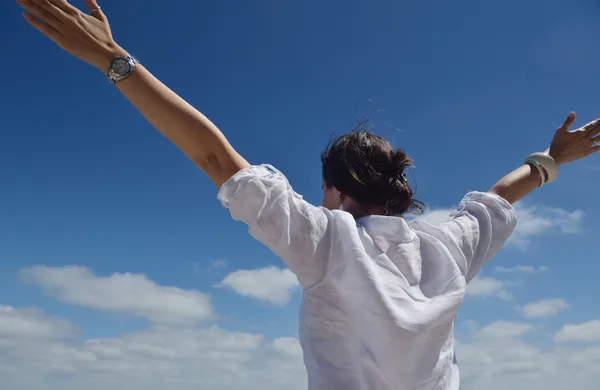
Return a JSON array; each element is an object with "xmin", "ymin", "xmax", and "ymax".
[{"xmin": 1, "ymin": 0, "xmax": 600, "ymax": 389}]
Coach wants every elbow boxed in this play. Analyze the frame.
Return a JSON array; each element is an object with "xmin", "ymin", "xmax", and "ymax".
[
  {"xmin": 191, "ymin": 152, "xmax": 221, "ymax": 173},
  {"xmin": 190, "ymin": 150, "xmax": 250, "ymax": 188},
  {"xmin": 488, "ymin": 184, "xmax": 503, "ymax": 197},
  {"xmin": 488, "ymin": 184, "xmax": 514, "ymax": 204}
]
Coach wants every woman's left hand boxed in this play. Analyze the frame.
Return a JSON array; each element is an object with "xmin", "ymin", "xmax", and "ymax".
[
  {"xmin": 549, "ymin": 112, "xmax": 600, "ymax": 165},
  {"xmin": 17, "ymin": 0, "xmax": 125, "ymax": 70}
]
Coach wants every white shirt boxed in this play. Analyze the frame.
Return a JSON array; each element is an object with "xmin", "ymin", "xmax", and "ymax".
[{"xmin": 218, "ymin": 165, "xmax": 517, "ymax": 390}]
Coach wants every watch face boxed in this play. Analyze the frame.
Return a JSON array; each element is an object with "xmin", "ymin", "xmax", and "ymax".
[{"xmin": 112, "ymin": 58, "xmax": 131, "ymax": 76}]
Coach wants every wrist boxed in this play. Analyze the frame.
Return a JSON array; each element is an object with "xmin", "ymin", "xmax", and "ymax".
[
  {"xmin": 546, "ymin": 146, "xmax": 565, "ymax": 166},
  {"xmin": 92, "ymin": 43, "xmax": 130, "ymax": 71},
  {"xmin": 525, "ymin": 151, "xmax": 559, "ymax": 186}
]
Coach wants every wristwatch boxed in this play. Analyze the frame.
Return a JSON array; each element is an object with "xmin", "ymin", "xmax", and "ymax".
[{"xmin": 107, "ymin": 56, "xmax": 139, "ymax": 84}]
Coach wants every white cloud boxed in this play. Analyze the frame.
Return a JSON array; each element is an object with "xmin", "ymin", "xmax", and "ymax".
[
  {"xmin": 20, "ymin": 266, "xmax": 214, "ymax": 324},
  {"xmin": 476, "ymin": 321, "xmax": 534, "ymax": 339},
  {"xmin": 0, "ymin": 307, "xmax": 307, "ymax": 390},
  {"xmin": 0, "ymin": 305, "xmax": 77, "ymax": 339},
  {"xmin": 467, "ymin": 277, "xmax": 511, "ymax": 300},
  {"xmin": 414, "ymin": 208, "xmax": 454, "ymax": 225},
  {"xmin": 272, "ymin": 337, "xmax": 303, "ymax": 358},
  {"xmin": 555, "ymin": 320, "xmax": 600, "ymax": 343},
  {"xmin": 510, "ymin": 205, "xmax": 584, "ymax": 249},
  {"xmin": 495, "ymin": 265, "xmax": 549, "ymax": 274},
  {"xmin": 414, "ymin": 203, "xmax": 583, "ymax": 250},
  {"xmin": 5, "ymin": 261, "xmax": 600, "ymax": 390},
  {"xmin": 467, "ymin": 267, "xmax": 552, "ymax": 302},
  {"xmin": 4, "ymin": 305, "xmax": 600, "ymax": 390},
  {"xmin": 216, "ymin": 266, "xmax": 299, "ymax": 306},
  {"xmin": 457, "ymin": 319, "xmax": 600, "ymax": 390},
  {"xmin": 522, "ymin": 299, "xmax": 569, "ymax": 319}
]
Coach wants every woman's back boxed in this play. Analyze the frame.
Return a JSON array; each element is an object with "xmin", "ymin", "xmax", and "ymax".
[
  {"xmin": 219, "ymin": 166, "xmax": 517, "ymax": 390},
  {"xmin": 301, "ymin": 212, "xmax": 464, "ymax": 390}
]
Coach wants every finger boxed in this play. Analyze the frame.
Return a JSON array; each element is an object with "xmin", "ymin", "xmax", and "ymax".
[
  {"xmin": 17, "ymin": 0, "xmax": 63, "ymax": 29},
  {"xmin": 583, "ymin": 118, "xmax": 600, "ymax": 137},
  {"xmin": 558, "ymin": 112, "xmax": 576, "ymax": 133},
  {"xmin": 27, "ymin": 0, "xmax": 71, "ymax": 20},
  {"xmin": 22, "ymin": 12, "xmax": 62, "ymax": 42},
  {"xmin": 46, "ymin": 0, "xmax": 78, "ymax": 15},
  {"xmin": 84, "ymin": 0, "xmax": 106, "ymax": 21}
]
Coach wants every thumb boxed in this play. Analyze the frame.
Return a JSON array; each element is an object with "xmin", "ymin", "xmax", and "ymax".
[
  {"xmin": 85, "ymin": 0, "xmax": 107, "ymax": 22},
  {"xmin": 558, "ymin": 112, "xmax": 576, "ymax": 132}
]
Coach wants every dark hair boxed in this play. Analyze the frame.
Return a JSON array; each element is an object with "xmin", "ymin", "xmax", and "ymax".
[{"xmin": 321, "ymin": 130, "xmax": 426, "ymax": 216}]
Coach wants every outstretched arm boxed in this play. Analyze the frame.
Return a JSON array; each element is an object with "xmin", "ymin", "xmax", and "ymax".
[
  {"xmin": 489, "ymin": 112, "xmax": 600, "ymax": 204},
  {"xmin": 19, "ymin": 0, "xmax": 337, "ymax": 288},
  {"xmin": 416, "ymin": 112, "xmax": 600, "ymax": 281},
  {"xmin": 18, "ymin": 0, "xmax": 248, "ymax": 187},
  {"xmin": 112, "ymin": 64, "xmax": 250, "ymax": 187}
]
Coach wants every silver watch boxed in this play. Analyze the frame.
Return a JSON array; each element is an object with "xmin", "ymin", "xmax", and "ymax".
[{"xmin": 107, "ymin": 56, "xmax": 139, "ymax": 84}]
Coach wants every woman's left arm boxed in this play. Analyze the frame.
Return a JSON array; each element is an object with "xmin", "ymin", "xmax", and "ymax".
[
  {"xmin": 489, "ymin": 112, "xmax": 600, "ymax": 204},
  {"xmin": 18, "ymin": 0, "xmax": 248, "ymax": 187}
]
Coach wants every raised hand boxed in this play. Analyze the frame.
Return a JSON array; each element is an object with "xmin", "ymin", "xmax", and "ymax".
[
  {"xmin": 17, "ymin": 0, "xmax": 126, "ymax": 70},
  {"xmin": 549, "ymin": 112, "xmax": 600, "ymax": 165}
]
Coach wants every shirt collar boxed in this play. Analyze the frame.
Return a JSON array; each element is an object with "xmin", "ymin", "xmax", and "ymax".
[{"xmin": 356, "ymin": 215, "xmax": 415, "ymax": 242}]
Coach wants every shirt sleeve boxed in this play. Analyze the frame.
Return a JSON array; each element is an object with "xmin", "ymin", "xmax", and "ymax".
[
  {"xmin": 217, "ymin": 165, "xmax": 333, "ymax": 288},
  {"xmin": 440, "ymin": 192, "xmax": 517, "ymax": 282}
]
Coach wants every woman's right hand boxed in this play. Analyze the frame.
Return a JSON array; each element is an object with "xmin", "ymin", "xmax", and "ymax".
[
  {"xmin": 549, "ymin": 112, "xmax": 600, "ymax": 165},
  {"xmin": 17, "ymin": 0, "xmax": 125, "ymax": 71}
]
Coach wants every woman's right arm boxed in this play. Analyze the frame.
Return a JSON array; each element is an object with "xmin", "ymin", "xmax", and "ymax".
[
  {"xmin": 18, "ymin": 0, "xmax": 249, "ymax": 188},
  {"xmin": 19, "ymin": 0, "xmax": 335, "ymax": 288},
  {"xmin": 111, "ymin": 63, "xmax": 250, "ymax": 188}
]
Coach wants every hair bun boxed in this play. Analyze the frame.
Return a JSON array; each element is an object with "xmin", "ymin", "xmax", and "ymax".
[{"xmin": 388, "ymin": 149, "xmax": 414, "ymax": 180}]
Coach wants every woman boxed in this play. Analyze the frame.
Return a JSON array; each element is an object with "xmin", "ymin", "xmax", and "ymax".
[{"xmin": 16, "ymin": 1, "xmax": 600, "ymax": 389}]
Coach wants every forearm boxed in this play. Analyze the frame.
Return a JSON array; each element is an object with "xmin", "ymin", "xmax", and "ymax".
[
  {"xmin": 488, "ymin": 146, "xmax": 560, "ymax": 204},
  {"xmin": 113, "ymin": 53, "xmax": 249, "ymax": 187},
  {"xmin": 488, "ymin": 163, "xmax": 543, "ymax": 204}
]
